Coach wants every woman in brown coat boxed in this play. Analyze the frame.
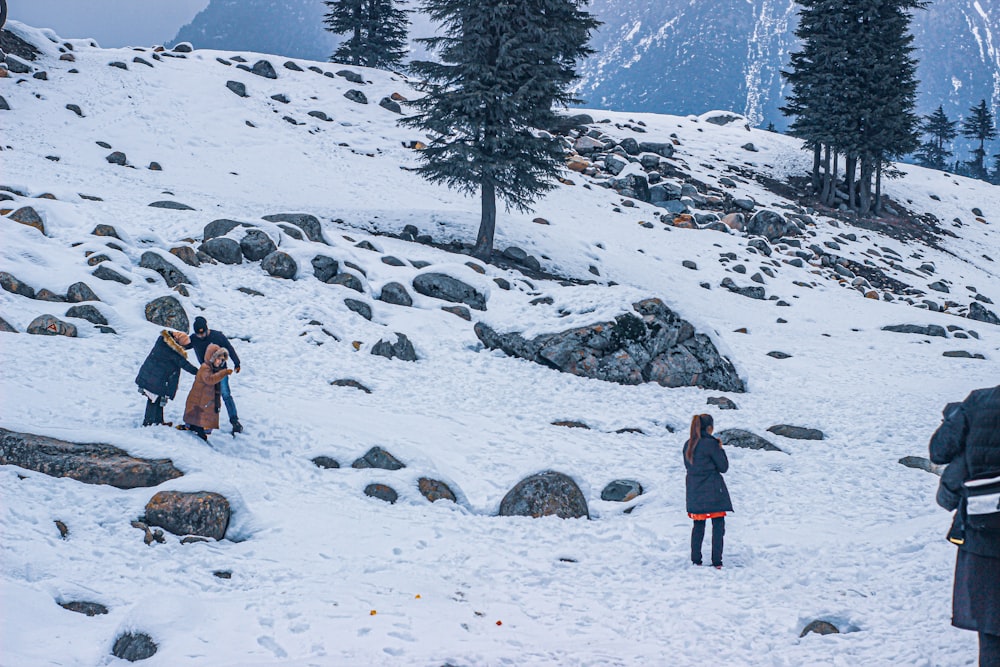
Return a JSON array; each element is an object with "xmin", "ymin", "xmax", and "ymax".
[{"xmin": 181, "ymin": 344, "xmax": 233, "ymax": 440}]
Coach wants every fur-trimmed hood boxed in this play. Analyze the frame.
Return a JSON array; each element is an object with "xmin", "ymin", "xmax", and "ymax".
[
  {"xmin": 161, "ymin": 330, "xmax": 189, "ymax": 358},
  {"xmin": 204, "ymin": 343, "xmax": 228, "ymax": 366}
]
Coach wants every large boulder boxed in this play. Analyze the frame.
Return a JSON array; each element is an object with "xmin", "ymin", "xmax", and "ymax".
[
  {"xmin": 139, "ymin": 251, "xmax": 190, "ymax": 287},
  {"xmin": 767, "ymin": 424, "xmax": 824, "ymax": 440},
  {"xmin": 0, "ymin": 427, "xmax": 183, "ymax": 488},
  {"xmin": 240, "ymin": 229, "xmax": 277, "ymax": 262},
  {"xmin": 66, "ymin": 282, "xmax": 100, "ymax": 303},
  {"xmin": 716, "ymin": 428, "xmax": 781, "ymax": 452},
  {"xmin": 412, "ymin": 273, "xmax": 486, "ymax": 311},
  {"xmin": 882, "ymin": 323, "xmax": 947, "ymax": 337},
  {"xmin": 203, "ymin": 219, "xmax": 248, "ymax": 241},
  {"xmin": 112, "ymin": 632, "xmax": 158, "ymax": 662},
  {"xmin": 144, "ymin": 296, "xmax": 189, "ymax": 331},
  {"xmin": 65, "ymin": 304, "xmax": 108, "ymax": 326},
  {"xmin": 968, "ymin": 302, "xmax": 1000, "ymax": 325},
  {"xmin": 144, "ymin": 490, "xmax": 230, "ymax": 540},
  {"xmin": 261, "ymin": 251, "xmax": 297, "ymax": 279},
  {"xmin": 0, "ymin": 271, "xmax": 36, "ymax": 298},
  {"xmin": 746, "ymin": 210, "xmax": 800, "ymax": 241},
  {"xmin": 418, "ymin": 478, "xmax": 457, "ymax": 503},
  {"xmin": 199, "ymin": 237, "xmax": 243, "ymax": 265},
  {"xmin": 9, "ymin": 206, "xmax": 46, "ymax": 234},
  {"xmin": 475, "ymin": 298, "xmax": 744, "ymax": 392},
  {"xmin": 262, "ymin": 213, "xmax": 324, "ymax": 243},
  {"xmin": 371, "ymin": 333, "xmax": 418, "ymax": 361},
  {"xmin": 378, "ymin": 282, "xmax": 413, "ymax": 307},
  {"xmin": 250, "ymin": 59, "xmax": 277, "ymax": 79},
  {"xmin": 311, "ymin": 255, "xmax": 339, "ymax": 282},
  {"xmin": 498, "ymin": 471, "xmax": 589, "ymax": 519},
  {"xmin": 27, "ymin": 315, "xmax": 77, "ymax": 337},
  {"xmin": 351, "ymin": 446, "xmax": 406, "ymax": 470}
]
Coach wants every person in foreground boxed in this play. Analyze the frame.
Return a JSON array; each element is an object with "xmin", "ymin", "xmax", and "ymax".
[
  {"xmin": 134, "ymin": 330, "xmax": 197, "ymax": 426},
  {"xmin": 185, "ymin": 316, "xmax": 243, "ymax": 434},
  {"xmin": 929, "ymin": 385, "xmax": 1000, "ymax": 667},
  {"xmin": 684, "ymin": 413, "xmax": 732, "ymax": 568},
  {"xmin": 180, "ymin": 344, "xmax": 233, "ymax": 441}
]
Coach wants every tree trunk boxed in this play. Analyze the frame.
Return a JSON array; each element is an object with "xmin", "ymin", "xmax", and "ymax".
[
  {"xmin": 846, "ymin": 154, "xmax": 857, "ymax": 211},
  {"xmin": 473, "ymin": 177, "xmax": 497, "ymax": 261},
  {"xmin": 859, "ymin": 157, "xmax": 872, "ymax": 217},
  {"xmin": 829, "ymin": 151, "xmax": 840, "ymax": 207},
  {"xmin": 874, "ymin": 158, "xmax": 883, "ymax": 217},
  {"xmin": 811, "ymin": 144, "xmax": 822, "ymax": 193},
  {"xmin": 820, "ymin": 144, "xmax": 832, "ymax": 205}
]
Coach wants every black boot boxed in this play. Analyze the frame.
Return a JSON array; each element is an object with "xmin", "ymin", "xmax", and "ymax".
[{"xmin": 230, "ymin": 418, "xmax": 243, "ymax": 434}]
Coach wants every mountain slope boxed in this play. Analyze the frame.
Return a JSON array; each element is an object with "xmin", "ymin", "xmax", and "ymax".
[{"xmin": 1, "ymin": 20, "xmax": 999, "ymax": 666}]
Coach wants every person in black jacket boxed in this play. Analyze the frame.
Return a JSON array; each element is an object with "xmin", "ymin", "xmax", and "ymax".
[
  {"xmin": 930, "ymin": 385, "xmax": 1000, "ymax": 667},
  {"xmin": 185, "ymin": 316, "xmax": 243, "ymax": 433},
  {"xmin": 683, "ymin": 413, "xmax": 733, "ymax": 568},
  {"xmin": 135, "ymin": 329, "xmax": 198, "ymax": 426}
]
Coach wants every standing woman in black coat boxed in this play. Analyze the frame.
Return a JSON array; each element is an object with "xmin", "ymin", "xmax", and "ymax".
[
  {"xmin": 684, "ymin": 413, "xmax": 733, "ymax": 568},
  {"xmin": 135, "ymin": 330, "xmax": 198, "ymax": 426}
]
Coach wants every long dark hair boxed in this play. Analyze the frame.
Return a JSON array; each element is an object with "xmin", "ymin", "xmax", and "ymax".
[{"xmin": 685, "ymin": 413, "xmax": 714, "ymax": 463}]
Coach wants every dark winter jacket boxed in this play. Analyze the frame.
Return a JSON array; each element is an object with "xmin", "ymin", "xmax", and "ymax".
[
  {"xmin": 135, "ymin": 330, "xmax": 198, "ymax": 400},
  {"xmin": 929, "ymin": 385, "xmax": 1000, "ymax": 559},
  {"xmin": 183, "ymin": 344, "xmax": 232, "ymax": 430},
  {"xmin": 185, "ymin": 329, "xmax": 240, "ymax": 369},
  {"xmin": 684, "ymin": 436, "xmax": 734, "ymax": 514}
]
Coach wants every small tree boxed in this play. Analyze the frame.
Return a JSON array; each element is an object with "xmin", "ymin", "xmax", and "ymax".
[
  {"xmin": 324, "ymin": 0, "xmax": 409, "ymax": 69},
  {"xmin": 961, "ymin": 99, "xmax": 998, "ymax": 179},
  {"xmin": 915, "ymin": 106, "xmax": 957, "ymax": 171},
  {"xmin": 403, "ymin": 0, "xmax": 598, "ymax": 260}
]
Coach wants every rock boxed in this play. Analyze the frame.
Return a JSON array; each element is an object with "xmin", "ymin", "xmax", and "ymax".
[
  {"xmin": 600, "ymin": 480, "xmax": 643, "ymax": 502},
  {"xmin": 928, "ymin": 281, "xmax": 950, "ymax": 293},
  {"xmin": 0, "ymin": 427, "xmax": 183, "ymax": 488},
  {"xmin": 715, "ymin": 429, "xmax": 781, "ymax": 452},
  {"xmin": 330, "ymin": 273, "xmax": 364, "ymax": 292},
  {"xmin": 0, "ymin": 316, "xmax": 17, "ymax": 333},
  {"xmin": 311, "ymin": 255, "xmax": 339, "ymax": 282},
  {"xmin": 741, "ymin": 142, "xmax": 758, "ymax": 152},
  {"xmin": 144, "ymin": 490, "xmax": 230, "ymax": 540},
  {"xmin": 203, "ymin": 218, "xmax": 247, "ymax": 240},
  {"xmin": 371, "ymin": 332, "xmax": 418, "ymax": 361},
  {"xmin": 379, "ymin": 282, "xmax": 413, "ymax": 307},
  {"xmin": 239, "ymin": 230, "xmax": 277, "ymax": 262},
  {"xmin": 968, "ymin": 302, "xmax": 1000, "ymax": 325},
  {"xmin": 92, "ymin": 265, "xmax": 131, "ymax": 284},
  {"xmin": 307, "ymin": 110, "xmax": 330, "ymax": 121},
  {"xmin": 766, "ymin": 351, "xmax": 791, "ymax": 359},
  {"xmin": 92, "ymin": 224, "xmax": 121, "ymax": 239},
  {"xmin": 351, "ymin": 446, "xmax": 406, "ymax": 470},
  {"xmin": 148, "ymin": 200, "xmax": 195, "ymax": 210},
  {"xmin": 721, "ymin": 212, "xmax": 745, "ymax": 231},
  {"xmin": 746, "ymin": 210, "xmax": 799, "ymax": 241},
  {"xmin": 169, "ymin": 246, "xmax": 200, "ymax": 267},
  {"xmin": 704, "ymin": 112, "xmax": 744, "ymax": 126},
  {"xmin": 733, "ymin": 198, "xmax": 756, "ymax": 211},
  {"xmin": 66, "ymin": 103, "xmax": 84, "ymax": 117},
  {"xmin": 767, "ymin": 424, "xmax": 824, "ymax": 440},
  {"xmin": 441, "ymin": 305, "xmax": 471, "ymax": 320},
  {"xmin": 720, "ymin": 277, "xmax": 765, "ymax": 300},
  {"xmin": 140, "ymin": 251, "xmax": 190, "ymax": 287},
  {"xmin": 0, "ymin": 271, "xmax": 36, "ymax": 298},
  {"xmin": 800, "ymin": 620, "xmax": 839, "ymax": 638},
  {"xmin": 312, "ymin": 456, "xmax": 340, "ymax": 469},
  {"xmin": 364, "ymin": 483, "xmax": 398, "ymax": 504},
  {"xmin": 5, "ymin": 55, "xmax": 32, "ymax": 73},
  {"xmin": 65, "ymin": 304, "xmax": 108, "ymax": 326},
  {"xmin": 36, "ymin": 289, "xmax": 67, "ymax": 303},
  {"xmin": 27, "ymin": 315, "xmax": 77, "ymax": 337},
  {"xmin": 200, "ymin": 237, "xmax": 243, "ymax": 265},
  {"xmin": 344, "ymin": 298, "xmax": 372, "ymax": 320},
  {"xmin": 144, "ymin": 295, "xmax": 189, "ymax": 331},
  {"xmin": 330, "ymin": 378, "xmax": 371, "ymax": 393},
  {"xmin": 213, "ymin": 570, "xmax": 232, "ymax": 578},
  {"xmin": 379, "ymin": 96, "xmax": 402, "ymax": 113},
  {"xmin": 271, "ymin": 93, "xmax": 290, "ymax": 103},
  {"xmin": 105, "ymin": 151, "xmax": 127, "ymax": 166},
  {"xmin": 112, "ymin": 632, "xmax": 158, "ymax": 662},
  {"xmin": 707, "ymin": 396, "xmax": 738, "ymax": 410},
  {"xmin": 574, "ymin": 135, "xmax": 606, "ymax": 154},
  {"xmin": 173, "ymin": 42, "xmax": 194, "ymax": 52},
  {"xmin": 899, "ymin": 455, "xmax": 945, "ymax": 474},
  {"xmin": 250, "ymin": 59, "xmax": 277, "ymax": 78},
  {"xmin": 261, "ymin": 251, "xmax": 297, "ymax": 279},
  {"xmin": 412, "ymin": 273, "xmax": 486, "ymax": 311},
  {"xmin": 381, "ymin": 256, "xmax": 406, "ymax": 267},
  {"xmin": 0, "ymin": 95, "xmax": 10, "ymax": 111},
  {"xmin": 344, "ymin": 89, "xmax": 368, "ymax": 104},
  {"xmin": 226, "ymin": 80, "xmax": 248, "ymax": 97},
  {"xmin": 284, "ymin": 60, "xmax": 303, "ymax": 71},
  {"xmin": 476, "ymin": 298, "xmax": 744, "ymax": 392},
  {"xmin": 943, "ymin": 350, "xmax": 985, "ymax": 359},
  {"xmin": 59, "ymin": 601, "xmax": 109, "ymax": 616},
  {"xmin": 9, "ymin": 206, "xmax": 46, "ymax": 234},
  {"xmin": 604, "ymin": 154, "xmax": 628, "ymax": 175},
  {"xmin": 609, "ymin": 173, "xmax": 650, "ymax": 201},
  {"xmin": 418, "ymin": 478, "xmax": 457, "ymax": 503},
  {"xmin": 881, "ymin": 324, "xmax": 947, "ymax": 337},
  {"xmin": 337, "ymin": 69, "xmax": 365, "ymax": 83},
  {"xmin": 262, "ymin": 213, "xmax": 324, "ymax": 242},
  {"xmin": 638, "ymin": 141, "xmax": 675, "ymax": 158},
  {"xmin": 498, "ymin": 471, "xmax": 589, "ymax": 519}
]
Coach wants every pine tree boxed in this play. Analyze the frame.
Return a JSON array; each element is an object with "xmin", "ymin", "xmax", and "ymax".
[
  {"xmin": 991, "ymin": 153, "xmax": 1000, "ymax": 185},
  {"xmin": 961, "ymin": 99, "xmax": 998, "ymax": 180},
  {"xmin": 915, "ymin": 106, "xmax": 957, "ymax": 171},
  {"xmin": 324, "ymin": 0, "xmax": 409, "ymax": 69},
  {"xmin": 403, "ymin": 0, "xmax": 598, "ymax": 260}
]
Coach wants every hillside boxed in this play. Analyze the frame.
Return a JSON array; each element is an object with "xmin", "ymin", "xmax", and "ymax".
[{"xmin": 1, "ymin": 20, "xmax": 999, "ymax": 666}]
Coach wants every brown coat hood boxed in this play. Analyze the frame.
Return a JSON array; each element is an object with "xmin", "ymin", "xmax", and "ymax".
[{"xmin": 183, "ymin": 343, "xmax": 232, "ymax": 430}]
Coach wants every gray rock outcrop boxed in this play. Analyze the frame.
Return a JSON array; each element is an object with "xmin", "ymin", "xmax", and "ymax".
[
  {"xmin": 144, "ymin": 296, "xmax": 189, "ymax": 331},
  {"xmin": 498, "ymin": 471, "xmax": 589, "ymax": 519},
  {"xmin": 715, "ymin": 429, "xmax": 781, "ymax": 452},
  {"xmin": 261, "ymin": 251, "xmax": 297, "ymax": 279},
  {"xmin": 262, "ymin": 213, "xmax": 324, "ymax": 242},
  {"xmin": 412, "ymin": 273, "xmax": 486, "ymax": 311},
  {"xmin": 140, "ymin": 252, "xmax": 190, "ymax": 287},
  {"xmin": 239, "ymin": 230, "xmax": 277, "ymax": 261},
  {"xmin": 144, "ymin": 490, "xmax": 230, "ymax": 540}
]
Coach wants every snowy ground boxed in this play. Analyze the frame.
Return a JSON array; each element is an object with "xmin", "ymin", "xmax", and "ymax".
[{"xmin": 1, "ymin": 22, "xmax": 999, "ymax": 666}]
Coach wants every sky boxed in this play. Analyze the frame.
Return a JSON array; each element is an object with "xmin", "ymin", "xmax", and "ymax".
[{"xmin": 7, "ymin": 0, "xmax": 210, "ymax": 47}]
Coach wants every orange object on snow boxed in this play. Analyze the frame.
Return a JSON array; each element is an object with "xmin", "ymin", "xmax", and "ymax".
[{"xmin": 688, "ymin": 511, "xmax": 727, "ymax": 520}]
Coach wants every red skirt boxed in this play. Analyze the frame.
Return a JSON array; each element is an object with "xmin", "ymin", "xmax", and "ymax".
[{"xmin": 689, "ymin": 512, "xmax": 727, "ymax": 520}]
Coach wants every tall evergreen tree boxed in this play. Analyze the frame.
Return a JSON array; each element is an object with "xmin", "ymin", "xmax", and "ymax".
[
  {"xmin": 324, "ymin": 0, "xmax": 409, "ymax": 69},
  {"xmin": 403, "ymin": 0, "xmax": 598, "ymax": 260},
  {"xmin": 915, "ymin": 105, "xmax": 958, "ymax": 171},
  {"xmin": 961, "ymin": 99, "xmax": 998, "ymax": 179}
]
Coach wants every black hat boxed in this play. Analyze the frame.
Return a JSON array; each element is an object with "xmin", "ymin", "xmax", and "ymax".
[{"xmin": 193, "ymin": 316, "xmax": 208, "ymax": 333}]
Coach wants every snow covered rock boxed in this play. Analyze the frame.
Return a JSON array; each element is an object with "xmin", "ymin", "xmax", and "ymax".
[
  {"xmin": 364, "ymin": 483, "xmax": 398, "ymax": 504},
  {"xmin": 199, "ymin": 237, "xmax": 243, "ymax": 265},
  {"xmin": 262, "ymin": 213, "xmax": 324, "ymax": 243},
  {"xmin": 225, "ymin": 80, "xmax": 248, "ymax": 97},
  {"xmin": 144, "ymin": 490, "xmax": 231, "ymax": 540},
  {"xmin": 344, "ymin": 89, "xmax": 368, "ymax": 105},
  {"xmin": 600, "ymin": 479, "xmax": 643, "ymax": 502},
  {"xmin": 746, "ymin": 210, "xmax": 799, "ymax": 242},
  {"xmin": 65, "ymin": 304, "xmax": 108, "ymax": 326},
  {"xmin": 412, "ymin": 273, "xmax": 486, "ymax": 311},
  {"xmin": 378, "ymin": 282, "xmax": 412, "ymax": 307},
  {"xmin": 767, "ymin": 424, "xmax": 824, "ymax": 440},
  {"xmin": 311, "ymin": 255, "xmax": 339, "ymax": 282},
  {"xmin": 139, "ymin": 251, "xmax": 191, "ymax": 287},
  {"xmin": 968, "ymin": 302, "xmax": 1000, "ymax": 325},
  {"xmin": 0, "ymin": 428, "xmax": 183, "ymax": 488},
  {"xmin": 370, "ymin": 333, "xmax": 418, "ymax": 361},
  {"xmin": 261, "ymin": 251, "xmax": 296, "ymax": 278},
  {"xmin": 799, "ymin": 620, "xmax": 839, "ymax": 637},
  {"xmin": 344, "ymin": 298, "xmax": 372, "ymax": 320},
  {"xmin": 498, "ymin": 471, "xmax": 589, "ymax": 519},
  {"xmin": 881, "ymin": 324, "xmax": 947, "ymax": 337},
  {"xmin": 351, "ymin": 447, "xmax": 406, "ymax": 470},
  {"xmin": 112, "ymin": 632, "xmax": 158, "ymax": 662},
  {"xmin": 203, "ymin": 218, "xmax": 249, "ymax": 241},
  {"xmin": 312, "ymin": 456, "xmax": 340, "ymax": 469},
  {"xmin": 8, "ymin": 206, "xmax": 45, "ymax": 235},
  {"xmin": 715, "ymin": 429, "xmax": 781, "ymax": 452},
  {"xmin": 0, "ymin": 317, "xmax": 16, "ymax": 333},
  {"xmin": 27, "ymin": 314, "xmax": 77, "ymax": 337},
  {"xmin": 0, "ymin": 271, "xmax": 36, "ymax": 298},
  {"xmin": 239, "ymin": 229, "xmax": 277, "ymax": 262},
  {"xmin": 144, "ymin": 295, "xmax": 189, "ymax": 331},
  {"xmin": 418, "ymin": 478, "xmax": 456, "ymax": 503},
  {"xmin": 250, "ymin": 59, "xmax": 277, "ymax": 79},
  {"xmin": 476, "ymin": 298, "xmax": 745, "ymax": 392},
  {"xmin": 58, "ymin": 601, "xmax": 108, "ymax": 616}
]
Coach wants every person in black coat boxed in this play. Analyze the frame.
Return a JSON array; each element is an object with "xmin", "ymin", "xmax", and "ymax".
[
  {"xmin": 683, "ymin": 413, "xmax": 733, "ymax": 568},
  {"xmin": 930, "ymin": 385, "xmax": 1000, "ymax": 667},
  {"xmin": 135, "ymin": 329, "xmax": 198, "ymax": 426},
  {"xmin": 185, "ymin": 316, "xmax": 243, "ymax": 433}
]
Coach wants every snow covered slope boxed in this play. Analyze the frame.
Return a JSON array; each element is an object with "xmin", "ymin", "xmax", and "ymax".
[{"xmin": 1, "ymin": 21, "xmax": 999, "ymax": 666}]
